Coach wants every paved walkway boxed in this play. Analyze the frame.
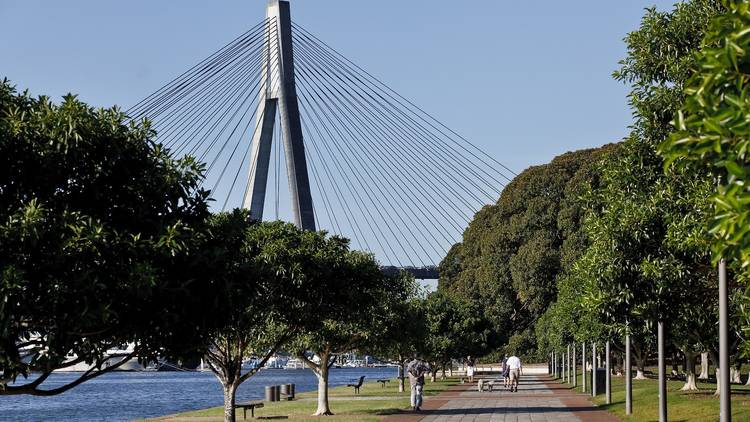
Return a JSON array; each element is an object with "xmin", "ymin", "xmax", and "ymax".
[{"xmin": 383, "ymin": 375, "xmax": 619, "ymax": 422}]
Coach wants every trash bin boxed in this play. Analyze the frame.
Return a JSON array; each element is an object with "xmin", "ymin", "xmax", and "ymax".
[
  {"xmin": 281, "ymin": 383, "xmax": 295, "ymax": 400},
  {"xmin": 592, "ymin": 368, "xmax": 606, "ymax": 395},
  {"xmin": 264, "ymin": 385, "xmax": 277, "ymax": 402}
]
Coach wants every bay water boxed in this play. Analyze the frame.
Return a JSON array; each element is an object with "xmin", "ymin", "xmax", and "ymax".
[{"xmin": 0, "ymin": 367, "xmax": 397, "ymax": 421}]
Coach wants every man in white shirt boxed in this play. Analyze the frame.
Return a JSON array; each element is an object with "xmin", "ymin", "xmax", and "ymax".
[{"xmin": 506, "ymin": 354, "xmax": 522, "ymax": 392}]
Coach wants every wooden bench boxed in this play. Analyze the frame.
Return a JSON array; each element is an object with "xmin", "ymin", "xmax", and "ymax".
[
  {"xmin": 376, "ymin": 379, "xmax": 390, "ymax": 388},
  {"xmin": 235, "ymin": 401, "xmax": 264, "ymax": 419},
  {"xmin": 347, "ymin": 375, "xmax": 365, "ymax": 394}
]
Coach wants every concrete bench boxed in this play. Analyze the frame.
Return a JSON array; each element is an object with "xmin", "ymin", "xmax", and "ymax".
[{"xmin": 236, "ymin": 401, "xmax": 264, "ymax": 419}]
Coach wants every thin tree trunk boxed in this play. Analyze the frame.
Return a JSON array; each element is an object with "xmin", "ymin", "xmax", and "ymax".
[
  {"xmin": 680, "ymin": 350, "xmax": 698, "ymax": 391},
  {"xmin": 714, "ymin": 368, "xmax": 721, "ymax": 396},
  {"xmin": 699, "ymin": 352, "xmax": 709, "ymax": 379},
  {"xmin": 634, "ymin": 343, "xmax": 648, "ymax": 380},
  {"xmin": 313, "ymin": 355, "xmax": 333, "ymax": 416},
  {"xmin": 222, "ymin": 382, "xmax": 238, "ymax": 422},
  {"xmin": 732, "ymin": 362, "xmax": 742, "ymax": 384},
  {"xmin": 635, "ymin": 355, "xmax": 647, "ymax": 380},
  {"xmin": 441, "ymin": 364, "xmax": 446, "ymax": 380},
  {"xmin": 398, "ymin": 362, "xmax": 405, "ymax": 393}
]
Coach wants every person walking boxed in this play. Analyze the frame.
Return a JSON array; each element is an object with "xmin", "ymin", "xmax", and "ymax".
[
  {"xmin": 406, "ymin": 356, "xmax": 431, "ymax": 412},
  {"xmin": 507, "ymin": 353, "xmax": 522, "ymax": 392},
  {"xmin": 501, "ymin": 354, "xmax": 510, "ymax": 389},
  {"xmin": 466, "ymin": 355, "xmax": 475, "ymax": 383}
]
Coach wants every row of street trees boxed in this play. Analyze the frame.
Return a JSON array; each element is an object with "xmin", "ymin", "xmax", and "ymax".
[
  {"xmin": 0, "ymin": 79, "xmax": 492, "ymax": 422},
  {"xmin": 537, "ymin": 1, "xmax": 750, "ymax": 420}
]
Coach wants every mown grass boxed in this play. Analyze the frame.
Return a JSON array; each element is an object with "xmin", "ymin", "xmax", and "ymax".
[
  {"xmin": 142, "ymin": 377, "xmax": 458, "ymax": 422},
  {"xmin": 557, "ymin": 370, "xmax": 750, "ymax": 421}
]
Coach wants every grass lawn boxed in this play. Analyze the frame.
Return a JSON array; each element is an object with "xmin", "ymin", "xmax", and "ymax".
[
  {"xmin": 142, "ymin": 377, "xmax": 458, "ymax": 422},
  {"xmin": 559, "ymin": 370, "xmax": 750, "ymax": 421}
]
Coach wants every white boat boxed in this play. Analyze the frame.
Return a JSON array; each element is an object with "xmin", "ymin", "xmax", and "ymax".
[
  {"xmin": 54, "ymin": 343, "xmax": 149, "ymax": 372},
  {"xmin": 283, "ymin": 358, "xmax": 306, "ymax": 369}
]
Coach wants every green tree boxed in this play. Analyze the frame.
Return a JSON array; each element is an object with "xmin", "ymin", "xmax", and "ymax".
[
  {"xmin": 439, "ymin": 146, "xmax": 611, "ymax": 357},
  {"xmin": 196, "ymin": 215, "xmax": 349, "ymax": 422},
  {"xmin": 369, "ymin": 273, "xmax": 427, "ymax": 393},
  {"xmin": 288, "ymin": 239, "xmax": 396, "ymax": 416},
  {"xmin": 422, "ymin": 291, "xmax": 491, "ymax": 380},
  {"xmin": 574, "ymin": 0, "xmax": 725, "ymax": 391},
  {"xmin": 660, "ymin": 0, "xmax": 750, "ymax": 374},
  {"xmin": 0, "ymin": 80, "xmax": 210, "ymax": 394}
]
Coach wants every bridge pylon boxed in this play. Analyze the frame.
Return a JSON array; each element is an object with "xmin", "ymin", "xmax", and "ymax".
[{"xmin": 243, "ymin": 0, "xmax": 315, "ymax": 230}]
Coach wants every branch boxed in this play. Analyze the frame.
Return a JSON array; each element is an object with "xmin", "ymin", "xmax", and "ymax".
[
  {"xmin": 1, "ymin": 351, "xmax": 138, "ymax": 396},
  {"xmin": 297, "ymin": 351, "xmax": 320, "ymax": 372},
  {"xmin": 238, "ymin": 333, "xmax": 291, "ymax": 384}
]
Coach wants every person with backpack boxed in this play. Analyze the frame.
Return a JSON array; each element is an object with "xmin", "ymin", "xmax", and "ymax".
[{"xmin": 406, "ymin": 356, "xmax": 431, "ymax": 411}]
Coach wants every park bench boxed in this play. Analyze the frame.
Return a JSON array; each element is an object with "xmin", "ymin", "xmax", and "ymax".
[
  {"xmin": 347, "ymin": 375, "xmax": 365, "ymax": 394},
  {"xmin": 235, "ymin": 401, "xmax": 264, "ymax": 419},
  {"xmin": 376, "ymin": 378, "xmax": 390, "ymax": 388}
]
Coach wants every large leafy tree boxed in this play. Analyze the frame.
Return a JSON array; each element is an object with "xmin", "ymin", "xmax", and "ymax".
[
  {"xmin": 0, "ymin": 80, "xmax": 210, "ymax": 394},
  {"xmin": 289, "ymin": 238, "xmax": 397, "ymax": 416},
  {"xmin": 439, "ymin": 146, "xmax": 611, "ymax": 356},
  {"xmin": 196, "ymin": 215, "xmax": 339, "ymax": 422},
  {"xmin": 661, "ymin": 0, "xmax": 750, "ymax": 363}
]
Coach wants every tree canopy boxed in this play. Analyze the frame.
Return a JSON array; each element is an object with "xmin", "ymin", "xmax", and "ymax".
[
  {"xmin": 438, "ymin": 146, "xmax": 612, "ymax": 357},
  {"xmin": 0, "ymin": 79, "xmax": 211, "ymax": 394}
]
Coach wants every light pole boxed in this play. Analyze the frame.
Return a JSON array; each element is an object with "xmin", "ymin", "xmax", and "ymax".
[
  {"xmin": 606, "ymin": 340, "xmax": 611, "ymax": 404},
  {"xmin": 582, "ymin": 342, "xmax": 587, "ymax": 393},
  {"xmin": 719, "ymin": 259, "xmax": 731, "ymax": 422},
  {"xmin": 658, "ymin": 321, "xmax": 667, "ymax": 422},
  {"xmin": 625, "ymin": 324, "xmax": 632, "ymax": 415},
  {"xmin": 592, "ymin": 342, "xmax": 597, "ymax": 397}
]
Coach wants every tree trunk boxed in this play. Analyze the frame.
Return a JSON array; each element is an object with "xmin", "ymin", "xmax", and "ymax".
[
  {"xmin": 633, "ymin": 343, "xmax": 647, "ymax": 380},
  {"xmin": 731, "ymin": 362, "xmax": 742, "ymax": 384},
  {"xmin": 313, "ymin": 360, "xmax": 333, "ymax": 416},
  {"xmin": 699, "ymin": 352, "xmax": 709, "ymax": 379},
  {"xmin": 398, "ymin": 362, "xmax": 405, "ymax": 393},
  {"xmin": 680, "ymin": 350, "xmax": 698, "ymax": 391},
  {"xmin": 635, "ymin": 354, "xmax": 647, "ymax": 380},
  {"xmin": 714, "ymin": 368, "xmax": 721, "ymax": 396},
  {"xmin": 222, "ymin": 382, "xmax": 238, "ymax": 422},
  {"xmin": 671, "ymin": 351, "xmax": 679, "ymax": 376},
  {"xmin": 441, "ymin": 364, "xmax": 446, "ymax": 380}
]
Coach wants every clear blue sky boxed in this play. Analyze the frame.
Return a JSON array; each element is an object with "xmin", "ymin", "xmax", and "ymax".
[
  {"xmin": 2, "ymin": 0, "xmax": 677, "ymax": 172},
  {"xmin": 1, "ymin": 0, "xmax": 679, "ymax": 272}
]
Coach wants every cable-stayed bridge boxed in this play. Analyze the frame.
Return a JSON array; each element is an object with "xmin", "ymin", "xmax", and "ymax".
[{"xmin": 126, "ymin": 0, "xmax": 515, "ymax": 278}]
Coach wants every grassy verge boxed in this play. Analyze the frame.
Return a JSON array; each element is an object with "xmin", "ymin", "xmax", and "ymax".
[
  {"xmin": 142, "ymin": 377, "xmax": 458, "ymax": 422},
  {"xmin": 557, "ymin": 370, "xmax": 750, "ymax": 421}
]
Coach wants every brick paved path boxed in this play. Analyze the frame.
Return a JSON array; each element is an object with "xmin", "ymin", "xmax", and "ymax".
[{"xmin": 383, "ymin": 375, "xmax": 619, "ymax": 422}]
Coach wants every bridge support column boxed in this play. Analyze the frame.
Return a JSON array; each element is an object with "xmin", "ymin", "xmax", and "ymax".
[{"xmin": 243, "ymin": 0, "xmax": 315, "ymax": 230}]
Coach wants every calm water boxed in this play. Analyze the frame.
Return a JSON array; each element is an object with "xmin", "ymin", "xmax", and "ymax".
[{"xmin": 0, "ymin": 367, "xmax": 397, "ymax": 421}]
